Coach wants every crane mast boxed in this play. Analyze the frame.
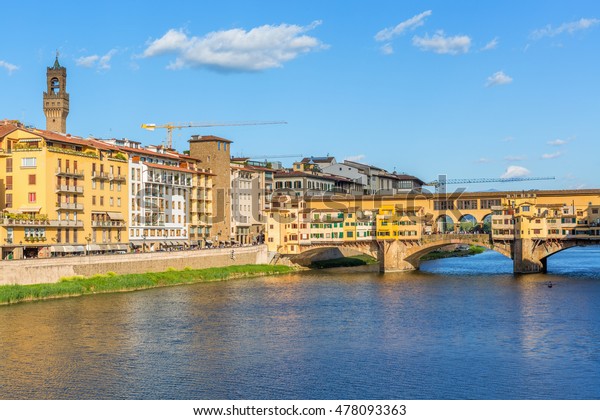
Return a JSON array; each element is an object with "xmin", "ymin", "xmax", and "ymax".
[
  {"xmin": 141, "ymin": 121, "xmax": 287, "ymax": 149},
  {"xmin": 427, "ymin": 175, "xmax": 555, "ymax": 193}
]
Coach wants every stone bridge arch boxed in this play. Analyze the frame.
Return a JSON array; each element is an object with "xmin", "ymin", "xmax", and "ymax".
[
  {"xmin": 291, "ymin": 242, "xmax": 379, "ymax": 266},
  {"xmin": 379, "ymin": 234, "xmax": 512, "ymax": 272},
  {"xmin": 514, "ymin": 239, "xmax": 600, "ymax": 273}
]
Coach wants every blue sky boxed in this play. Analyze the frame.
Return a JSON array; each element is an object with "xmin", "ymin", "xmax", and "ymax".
[{"xmin": 1, "ymin": 0, "xmax": 599, "ymax": 190}]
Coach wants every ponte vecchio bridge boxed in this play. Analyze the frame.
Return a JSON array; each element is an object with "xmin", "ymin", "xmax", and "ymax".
[{"xmin": 267, "ymin": 189, "xmax": 600, "ymax": 274}]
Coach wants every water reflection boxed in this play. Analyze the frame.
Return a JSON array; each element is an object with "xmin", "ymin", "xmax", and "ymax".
[{"xmin": 1, "ymin": 249, "xmax": 600, "ymax": 399}]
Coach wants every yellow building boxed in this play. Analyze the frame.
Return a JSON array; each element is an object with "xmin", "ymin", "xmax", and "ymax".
[
  {"xmin": 376, "ymin": 205, "xmax": 422, "ymax": 240},
  {"xmin": 0, "ymin": 122, "xmax": 129, "ymax": 259}
]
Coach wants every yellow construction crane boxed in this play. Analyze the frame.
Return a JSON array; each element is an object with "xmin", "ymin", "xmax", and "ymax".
[{"xmin": 141, "ymin": 121, "xmax": 287, "ymax": 149}]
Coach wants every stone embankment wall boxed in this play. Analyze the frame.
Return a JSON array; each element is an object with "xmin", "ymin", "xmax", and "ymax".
[{"xmin": 0, "ymin": 245, "xmax": 270, "ymax": 286}]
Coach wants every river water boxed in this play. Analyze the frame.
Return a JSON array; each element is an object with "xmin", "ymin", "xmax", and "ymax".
[{"xmin": 1, "ymin": 248, "xmax": 600, "ymax": 400}]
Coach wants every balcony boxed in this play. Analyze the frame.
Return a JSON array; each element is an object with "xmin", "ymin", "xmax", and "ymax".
[
  {"xmin": 50, "ymin": 219, "xmax": 84, "ymax": 227},
  {"xmin": 92, "ymin": 171, "xmax": 110, "ymax": 180},
  {"xmin": 56, "ymin": 202, "xmax": 84, "ymax": 211},
  {"xmin": 92, "ymin": 220, "xmax": 126, "ymax": 228},
  {"xmin": 56, "ymin": 168, "xmax": 84, "ymax": 178},
  {"xmin": 55, "ymin": 185, "xmax": 84, "ymax": 194},
  {"xmin": 109, "ymin": 174, "xmax": 127, "ymax": 183}
]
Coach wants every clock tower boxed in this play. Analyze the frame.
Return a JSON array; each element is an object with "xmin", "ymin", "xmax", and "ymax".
[{"xmin": 43, "ymin": 53, "xmax": 70, "ymax": 133}]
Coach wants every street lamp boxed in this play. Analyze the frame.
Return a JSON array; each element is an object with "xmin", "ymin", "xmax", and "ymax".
[{"xmin": 85, "ymin": 234, "xmax": 92, "ymax": 256}]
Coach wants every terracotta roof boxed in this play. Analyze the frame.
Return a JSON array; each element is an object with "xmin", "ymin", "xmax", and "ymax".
[
  {"xmin": 188, "ymin": 135, "xmax": 233, "ymax": 143},
  {"xmin": 30, "ymin": 128, "xmax": 92, "ymax": 147},
  {"xmin": 87, "ymin": 138, "xmax": 124, "ymax": 152},
  {"xmin": 144, "ymin": 162, "xmax": 197, "ymax": 174},
  {"xmin": 300, "ymin": 156, "xmax": 335, "ymax": 163},
  {"xmin": 0, "ymin": 123, "xmax": 18, "ymax": 138},
  {"xmin": 118, "ymin": 145, "xmax": 182, "ymax": 160}
]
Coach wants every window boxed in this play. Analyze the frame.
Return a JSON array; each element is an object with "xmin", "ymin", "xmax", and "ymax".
[
  {"xmin": 5, "ymin": 176, "xmax": 12, "ymax": 190},
  {"xmin": 100, "ymin": 196, "xmax": 104, "ymax": 206},
  {"xmin": 28, "ymin": 192, "xmax": 36, "ymax": 203},
  {"xmin": 21, "ymin": 157, "xmax": 36, "ymax": 168},
  {"xmin": 92, "ymin": 196, "xmax": 96, "ymax": 205},
  {"xmin": 29, "ymin": 174, "xmax": 36, "ymax": 185},
  {"xmin": 5, "ymin": 193, "xmax": 13, "ymax": 208},
  {"xmin": 57, "ymin": 229, "xmax": 62, "ymax": 243},
  {"xmin": 6, "ymin": 158, "xmax": 13, "ymax": 172}
]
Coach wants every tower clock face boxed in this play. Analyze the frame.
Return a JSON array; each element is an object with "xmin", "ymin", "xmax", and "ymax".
[{"xmin": 51, "ymin": 78, "xmax": 60, "ymax": 94}]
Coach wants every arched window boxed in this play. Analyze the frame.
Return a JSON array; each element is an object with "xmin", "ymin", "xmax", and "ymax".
[{"xmin": 51, "ymin": 78, "xmax": 60, "ymax": 94}]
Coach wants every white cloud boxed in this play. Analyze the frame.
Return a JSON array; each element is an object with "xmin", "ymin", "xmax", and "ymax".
[
  {"xmin": 412, "ymin": 30, "xmax": 471, "ymax": 55},
  {"xmin": 547, "ymin": 138, "xmax": 567, "ymax": 146},
  {"xmin": 75, "ymin": 55, "xmax": 99, "ymax": 68},
  {"xmin": 76, "ymin": 49, "xmax": 118, "ymax": 70},
  {"xmin": 501, "ymin": 166, "xmax": 530, "ymax": 179},
  {"xmin": 379, "ymin": 43, "xmax": 394, "ymax": 55},
  {"xmin": 504, "ymin": 155, "xmax": 526, "ymax": 162},
  {"xmin": 486, "ymin": 71, "xmax": 513, "ymax": 87},
  {"xmin": 375, "ymin": 10, "xmax": 432, "ymax": 42},
  {"xmin": 541, "ymin": 151, "xmax": 563, "ymax": 159},
  {"xmin": 475, "ymin": 157, "xmax": 491, "ymax": 164},
  {"xmin": 532, "ymin": 17, "xmax": 600, "ymax": 39},
  {"xmin": 0, "ymin": 60, "xmax": 19, "ymax": 74},
  {"xmin": 344, "ymin": 154, "xmax": 366, "ymax": 162},
  {"xmin": 481, "ymin": 37, "xmax": 499, "ymax": 51},
  {"xmin": 142, "ymin": 22, "xmax": 326, "ymax": 72}
]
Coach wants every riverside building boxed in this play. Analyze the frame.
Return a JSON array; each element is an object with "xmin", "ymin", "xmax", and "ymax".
[{"xmin": 0, "ymin": 121, "xmax": 129, "ymax": 259}]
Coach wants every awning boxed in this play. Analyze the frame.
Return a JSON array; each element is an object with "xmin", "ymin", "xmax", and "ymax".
[
  {"xmin": 50, "ymin": 245, "xmax": 65, "ymax": 253},
  {"xmin": 63, "ymin": 245, "xmax": 76, "ymax": 253},
  {"xmin": 205, "ymin": 240, "xmax": 213, "ymax": 244},
  {"xmin": 107, "ymin": 212, "xmax": 125, "ymax": 221},
  {"xmin": 130, "ymin": 242, "xmax": 142, "ymax": 249},
  {"xmin": 116, "ymin": 244, "xmax": 128, "ymax": 251},
  {"xmin": 88, "ymin": 244, "xmax": 102, "ymax": 251},
  {"xmin": 73, "ymin": 246, "xmax": 85, "ymax": 253},
  {"xmin": 19, "ymin": 138, "xmax": 42, "ymax": 143},
  {"xmin": 17, "ymin": 207, "xmax": 41, "ymax": 213}
]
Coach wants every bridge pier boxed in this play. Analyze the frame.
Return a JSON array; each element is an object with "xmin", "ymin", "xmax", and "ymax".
[
  {"xmin": 512, "ymin": 238, "xmax": 547, "ymax": 274},
  {"xmin": 378, "ymin": 241, "xmax": 419, "ymax": 273}
]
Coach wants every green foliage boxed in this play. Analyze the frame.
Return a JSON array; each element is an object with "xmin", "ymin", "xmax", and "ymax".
[
  {"xmin": 0, "ymin": 265, "xmax": 296, "ymax": 305},
  {"xmin": 309, "ymin": 255, "xmax": 377, "ymax": 269},
  {"xmin": 420, "ymin": 245, "xmax": 486, "ymax": 261}
]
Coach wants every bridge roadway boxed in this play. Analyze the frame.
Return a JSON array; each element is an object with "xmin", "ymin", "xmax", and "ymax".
[{"xmin": 292, "ymin": 233, "xmax": 600, "ymax": 274}]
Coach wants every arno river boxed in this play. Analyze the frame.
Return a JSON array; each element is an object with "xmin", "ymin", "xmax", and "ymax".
[{"xmin": 1, "ymin": 248, "xmax": 600, "ymax": 400}]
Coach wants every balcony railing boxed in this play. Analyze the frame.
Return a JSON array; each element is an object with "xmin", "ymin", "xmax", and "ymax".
[
  {"xmin": 92, "ymin": 171, "xmax": 110, "ymax": 180},
  {"xmin": 55, "ymin": 185, "xmax": 84, "ymax": 194},
  {"xmin": 56, "ymin": 168, "xmax": 84, "ymax": 178},
  {"xmin": 0, "ymin": 218, "xmax": 84, "ymax": 227},
  {"xmin": 50, "ymin": 220, "xmax": 84, "ymax": 227},
  {"xmin": 109, "ymin": 174, "xmax": 127, "ymax": 183},
  {"xmin": 56, "ymin": 202, "xmax": 84, "ymax": 211},
  {"xmin": 92, "ymin": 220, "xmax": 126, "ymax": 227}
]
